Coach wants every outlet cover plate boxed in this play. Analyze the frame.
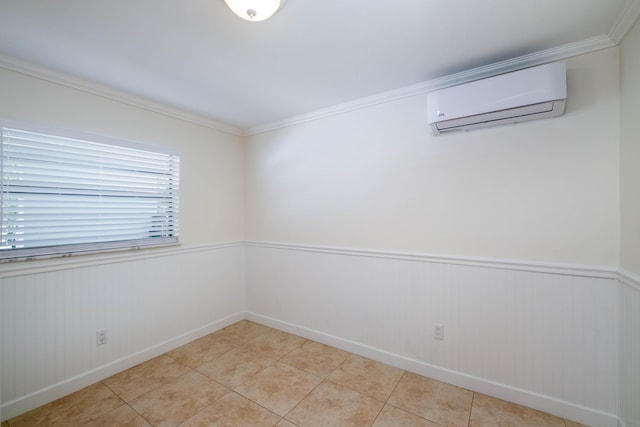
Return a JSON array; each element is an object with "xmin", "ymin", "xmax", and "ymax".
[{"xmin": 433, "ymin": 324, "xmax": 444, "ymax": 340}]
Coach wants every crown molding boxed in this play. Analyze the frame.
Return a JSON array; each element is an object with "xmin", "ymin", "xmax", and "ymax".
[
  {"xmin": 246, "ymin": 34, "xmax": 616, "ymax": 135},
  {"xmin": 2, "ymin": 1, "xmax": 635, "ymax": 139},
  {"xmin": 0, "ymin": 54, "xmax": 244, "ymax": 136},
  {"xmin": 609, "ymin": 0, "xmax": 640, "ymax": 43}
]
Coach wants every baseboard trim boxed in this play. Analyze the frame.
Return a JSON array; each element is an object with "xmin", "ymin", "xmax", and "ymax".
[
  {"xmin": 245, "ymin": 311, "xmax": 620, "ymax": 427},
  {"xmin": 0, "ymin": 311, "xmax": 245, "ymax": 421}
]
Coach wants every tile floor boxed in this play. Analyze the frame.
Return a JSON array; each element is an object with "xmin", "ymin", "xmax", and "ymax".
[{"xmin": 4, "ymin": 320, "xmax": 589, "ymax": 427}]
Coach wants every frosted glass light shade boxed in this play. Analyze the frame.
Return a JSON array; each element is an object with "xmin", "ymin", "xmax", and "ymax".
[{"xmin": 224, "ymin": 0, "xmax": 282, "ymax": 21}]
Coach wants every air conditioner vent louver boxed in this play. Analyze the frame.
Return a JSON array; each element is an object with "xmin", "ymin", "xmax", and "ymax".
[{"xmin": 427, "ymin": 62, "xmax": 567, "ymax": 135}]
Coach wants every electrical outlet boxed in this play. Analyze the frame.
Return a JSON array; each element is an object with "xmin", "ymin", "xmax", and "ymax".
[
  {"xmin": 96, "ymin": 329, "xmax": 107, "ymax": 346},
  {"xmin": 433, "ymin": 324, "xmax": 444, "ymax": 340}
]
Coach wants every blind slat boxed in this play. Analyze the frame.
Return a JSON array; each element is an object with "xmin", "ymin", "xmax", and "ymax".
[{"xmin": 1, "ymin": 124, "xmax": 180, "ymax": 259}]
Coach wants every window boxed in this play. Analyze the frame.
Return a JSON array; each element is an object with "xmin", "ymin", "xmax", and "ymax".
[{"xmin": 1, "ymin": 120, "xmax": 180, "ymax": 261}]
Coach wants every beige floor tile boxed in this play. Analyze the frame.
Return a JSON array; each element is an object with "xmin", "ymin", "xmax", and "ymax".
[
  {"xmin": 565, "ymin": 420, "xmax": 591, "ymax": 427},
  {"xmin": 7, "ymin": 321, "xmax": 577, "ymax": 427},
  {"xmin": 387, "ymin": 372, "xmax": 473, "ymax": 427},
  {"xmin": 244, "ymin": 328, "xmax": 307, "ymax": 359},
  {"xmin": 196, "ymin": 346, "xmax": 276, "ymax": 388},
  {"xmin": 235, "ymin": 362, "xmax": 323, "ymax": 416},
  {"xmin": 280, "ymin": 340, "xmax": 350, "ymax": 377},
  {"xmin": 130, "ymin": 370, "xmax": 228, "ymax": 426},
  {"xmin": 212, "ymin": 320, "xmax": 273, "ymax": 346},
  {"xmin": 8, "ymin": 383, "xmax": 123, "ymax": 427},
  {"xmin": 469, "ymin": 394, "xmax": 565, "ymax": 427},
  {"xmin": 180, "ymin": 391, "xmax": 281, "ymax": 426},
  {"xmin": 83, "ymin": 404, "xmax": 151, "ymax": 426},
  {"xmin": 103, "ymin": 355, "xmax": 190, "ymax": 402},
  {"xmin": 286, "ymin": 381, "xmax": 384, "ymax": 427},
  {"xmin": 327, "ymin": 354, "xmax": 404, "ymax": 401},
  {"xmin": 372, "ymin": 404, "xmax": 441, "ymax": 427},
  {"xmin": 166, "ymin": 334, "xmax": 234, "ymax": 368}
]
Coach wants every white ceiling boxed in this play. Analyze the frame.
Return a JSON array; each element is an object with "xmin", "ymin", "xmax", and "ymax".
[{"xmin": 0, "ymin": 0, "xmax": 639, "ymax": 134}]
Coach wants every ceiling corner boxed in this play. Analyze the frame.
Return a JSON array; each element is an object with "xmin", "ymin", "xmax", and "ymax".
[
  {"xmin": 0, "ymin": 54, "xmax": 245, "ymax": 137},
  {"xmin": 609, "ymin": 0, "xmax": 640, "ymax": 43}
]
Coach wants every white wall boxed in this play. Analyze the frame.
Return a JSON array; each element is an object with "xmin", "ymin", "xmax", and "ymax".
[
  {"xmin": 0, "ymin": 38, "xmax": 632, "ymax": 426},
  {"xmin": 0, "ymin": 67, "xmax": 245, "ymax": 246},
  {"xmin": 620, "ymin": 15, "xmax": 640, "ymax": 277},
  {"xmin": 0, "ymin": 68, "xmax": 246, "ymax": 420},
  {"xmin": 246, "ymin": 244, "xmax": 617, "ymax": 426},
  {"xmin": 245, "ymin": 48, "xmax": 622, "ymax": 426},
  {"xmin": 619, "ymin": 16, "xmax": 640, "ymax": 427},
  {"xmin": 246, "ymin": 49, "xmax": 620, "ymax": 267},
  {"xmin": 1, "ymin": 244, "xmax": 245, "ymax": 419}
]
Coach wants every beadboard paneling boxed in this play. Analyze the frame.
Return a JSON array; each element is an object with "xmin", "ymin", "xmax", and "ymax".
[
  {"xmin": 620, "ymin": 271, "xmax": 640, "ymax": 427},
  {"xmin": 245, "ymin": 243, "xmax": 618, "ymax": 427},
  {"xmin": 0, "ymin": 243, "xmax": 245, "ymax": 420}
]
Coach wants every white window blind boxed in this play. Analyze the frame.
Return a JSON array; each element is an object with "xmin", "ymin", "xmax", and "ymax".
[{"xmin": 1, "ymin": 123, "xmax": 180, "ymax": 261}]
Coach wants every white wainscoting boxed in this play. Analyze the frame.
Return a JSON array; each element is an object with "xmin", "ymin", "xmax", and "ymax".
[
  {"xmin": 0, "ymin": 242, "xmax": 246, "ymax": 421},
  {"xmin": 619, "ymin": 270, "xmax": 640, "ymax": 427},
  {"xmin": 1, "ymin": 241, "xmax": 630, "ymax": 426},
  {"xmin": 245, "ymin": 242, "xmax": 619, "ymax": 427}
]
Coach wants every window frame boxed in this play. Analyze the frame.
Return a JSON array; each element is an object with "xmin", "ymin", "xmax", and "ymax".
[{"xmin": 1, "ymin": 118, "xmax": 181, "ymax": 262}]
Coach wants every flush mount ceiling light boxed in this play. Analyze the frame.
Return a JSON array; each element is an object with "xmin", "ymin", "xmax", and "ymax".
[{"xmin": 224, "ymin": 0, "xmax": 282, "ymax": 21}]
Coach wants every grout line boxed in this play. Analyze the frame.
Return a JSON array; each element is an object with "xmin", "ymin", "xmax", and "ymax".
[
  {"xmin": 246, "ymin": 322, "xmax": 455, "ymax": 427},
  {"xmin": 386, "ymin": 368, "xmax": 406, "ymax": 404},
  {"xmin": 226, "ymin": 389, "xmax": 284, "ymax": 422},
  {"xmin": 378, "ymin": 371, "xmax": 448, "ymax": 427},
  {"xmin": 174, "ymin": 397, "xmax": 215, "ymax": 426},
  {"xmin": 281, "ymin": 377, "xmax": 325, "ymax": 422},
  {"xmin": 126, "ymin": 402, "xmax": 153, "ymax": 426},
  {"xmin": 468, "ymin": 392, "xmax": 476, "ymax": 426},
  {"xmin": 209, "ymin": 324, "xmax": 321, "ymax": 420},
  {"xmin": 368, "ymin": 397, "xmax": 387, "ymax": 427}
]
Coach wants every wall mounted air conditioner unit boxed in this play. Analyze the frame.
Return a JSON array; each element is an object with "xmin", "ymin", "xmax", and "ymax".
[{"xmin": 427, "ymin": 62, "xmax": 567, "ymax": 135}]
